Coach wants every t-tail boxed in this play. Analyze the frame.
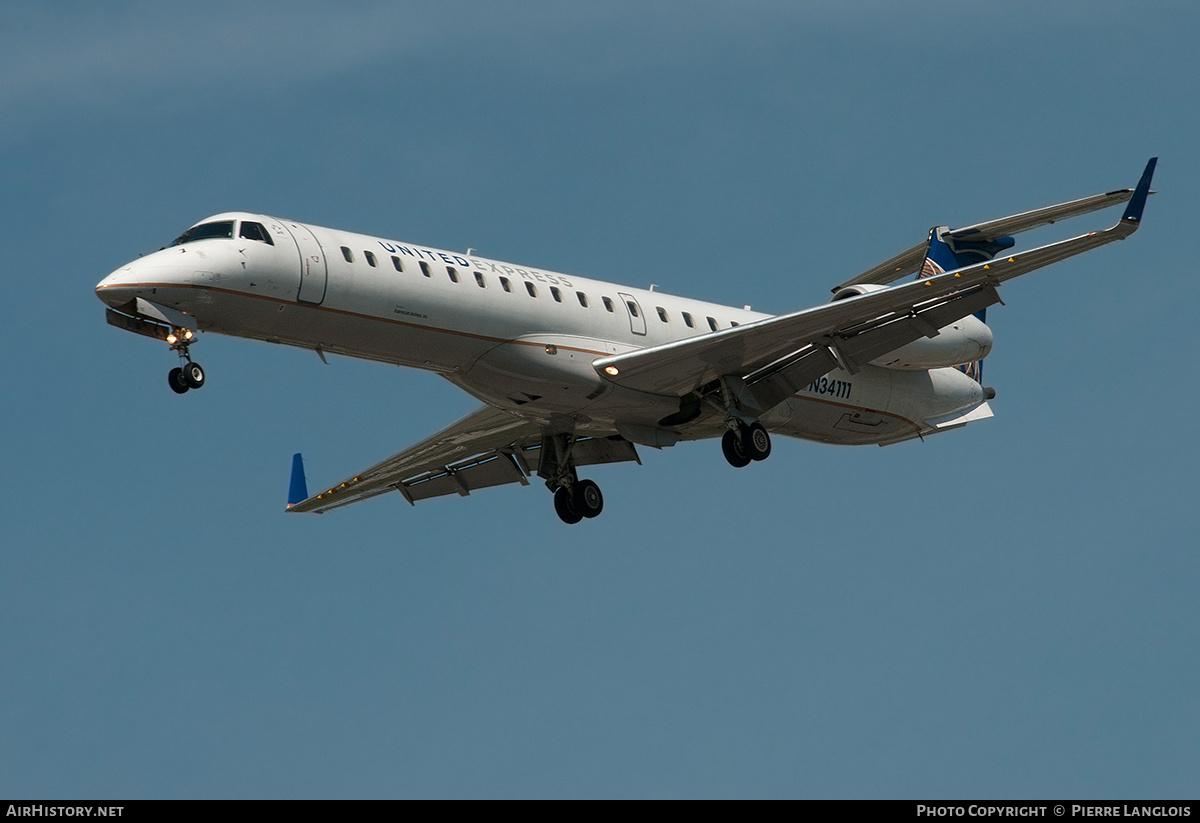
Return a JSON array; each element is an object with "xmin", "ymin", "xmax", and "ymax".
[{"xmin": 916, "ymin": 227, "xmax": 1013, "ymax": 384}]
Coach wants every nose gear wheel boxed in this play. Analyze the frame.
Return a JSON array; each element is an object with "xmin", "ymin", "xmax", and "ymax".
[
  {"xmin": 165, "ymin": 328, "xmax": 205, "ymax": 394},
  {"xmin": 168, "ymin": 367, "xmax": 190, "ymax": 395}
]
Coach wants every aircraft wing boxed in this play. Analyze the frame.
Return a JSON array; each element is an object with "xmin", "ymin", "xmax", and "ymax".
[
  {"xmin": 286, "ymin": 404, "xmax": 640, "ymax": 513},
  {"xmin": 594, "ymin": 159, "xmax": 1155, "ymax": 406},
  {"xmin": 834, "ymin": 182, "xmax": 1147, "ymax": 292},
  {"xmin": 286, "ymin": 405, "xmax": 544, "ymax": 513}
]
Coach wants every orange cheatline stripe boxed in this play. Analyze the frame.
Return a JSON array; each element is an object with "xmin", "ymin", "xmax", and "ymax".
[
  {"xmin": 100, "ymin": 282, "xmax": 611, "ymax": 356},
  {"xmin": 105, "ymin": 283, "xmax": 932, "ymax": 436}
]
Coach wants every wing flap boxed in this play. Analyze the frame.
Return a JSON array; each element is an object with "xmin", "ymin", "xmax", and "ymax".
[{"xmin": 400, "ymin": 452, "xmax": 530, "ymax": 503}]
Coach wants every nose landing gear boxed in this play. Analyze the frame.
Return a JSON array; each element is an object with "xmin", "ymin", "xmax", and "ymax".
[{"xmin": 165, "ymin": 329, "xmax": 205, "ymax": 394}]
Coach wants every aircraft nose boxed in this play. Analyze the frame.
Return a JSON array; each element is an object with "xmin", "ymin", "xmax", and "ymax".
[{"xmin": 95, "ymin": 267, "xmax": 138, "ymax": 309}]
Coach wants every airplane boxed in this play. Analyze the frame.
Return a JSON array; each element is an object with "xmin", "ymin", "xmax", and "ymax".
[{"xmin": 96, "ymin": 158, "xmax": 1157, "ymax": 524}]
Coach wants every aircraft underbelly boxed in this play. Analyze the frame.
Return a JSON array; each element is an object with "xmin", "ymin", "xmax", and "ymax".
[
  {"xmin": 766, "ymin": 365, "xmax": 986, "ymax": 445},
  {"xmin": 768, "ymin": 396, "xmax": 914, "ymax": 445},
  {"xmin": 455, "ymin": 335, "xmax": 620, "ymax": 415}
]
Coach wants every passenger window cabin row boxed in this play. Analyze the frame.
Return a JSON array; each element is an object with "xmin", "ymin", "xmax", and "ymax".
[
  {"xmin": 338, "ymin": 244, "xmax": 736, "ymax": 332},
  {"xmin": 168, "ymin": 222, "xmax": 744, "ymax": 331}
]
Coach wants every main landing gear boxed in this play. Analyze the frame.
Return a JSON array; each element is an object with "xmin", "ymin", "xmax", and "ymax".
[
  {"xmin": 542, "ymin": 433, "xmax": 604, "ymax": 524},
  {"xmin": 712, "ymin": 378, "xmax": 771, "ymax": 469},
  {"xmin": 165, "ymin": 329, "xmax": 205, "ymax": 395},
  {"xmin": 721, "ymin": 421, "xmax": 771, "ymax": 468},
  {"xmin": 552, "ymin": 479, "xmax": 604, "ymax": 525}
]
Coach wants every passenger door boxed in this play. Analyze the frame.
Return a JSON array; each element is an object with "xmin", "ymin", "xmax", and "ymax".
[{"xmin": 283, "ymin": 222, "xmax": 328, "ymax": 305}]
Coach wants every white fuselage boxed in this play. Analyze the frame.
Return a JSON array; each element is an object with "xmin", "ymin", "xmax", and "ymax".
[{"xmin": 96, "ymin": 212, "xmax": 989, "ymax": 447}]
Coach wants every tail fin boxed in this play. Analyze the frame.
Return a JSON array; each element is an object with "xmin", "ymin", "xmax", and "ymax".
[
  {"xmin": 918, "ymin": 227, "xmax": 1012, "ymax": 384},
  {"xmin": 917, "ymin": 226, "xmax": 1016, "ymax": 280}
]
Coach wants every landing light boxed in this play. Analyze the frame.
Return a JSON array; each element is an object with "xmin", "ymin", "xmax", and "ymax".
[
  {"xmin": 166, "ymin": 333, "xmax": 178, "ymax": 344},
  {"xmin": 605, "ymin": 366, "xmax": 619, "ymax": 376}
]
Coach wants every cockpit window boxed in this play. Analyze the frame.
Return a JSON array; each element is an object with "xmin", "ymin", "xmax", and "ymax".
[
  {"xmin": 170, "ymin": 221, "xmax": 234, "ymax": 246},
  {"xmin": 238, "ymin": 221, "xmax": 274, "ymax": 245}
]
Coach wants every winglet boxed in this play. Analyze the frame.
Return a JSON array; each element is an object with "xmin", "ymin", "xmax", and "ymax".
[
  {"xmin": 1121, "ymin": 157, "xmax": 1157, "ymax": 226},
  {"xmin": 287, "ymin": 453, "xmax": 309, "ymax": 510}
]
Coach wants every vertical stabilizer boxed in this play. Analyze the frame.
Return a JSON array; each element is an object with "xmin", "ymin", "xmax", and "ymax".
[{"xmin": 917, "ymin": 227, "xmax": 1012, "ymax": 383}]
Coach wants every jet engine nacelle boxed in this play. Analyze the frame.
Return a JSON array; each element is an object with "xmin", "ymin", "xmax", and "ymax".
[{"xmin": 831, "ymin": 284, "xmax": 993, "ymax": 370}]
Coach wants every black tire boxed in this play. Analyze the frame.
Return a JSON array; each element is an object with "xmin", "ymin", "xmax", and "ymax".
[
  {"xmin": 743, "ymin": 422, "xmax": 771, "ymax": 461},
  {"xmin": 168, "ymin": 367, "xmax": 189, "ymax": 394},
  {"xmin": 722, "ymin": 429, "xmax": 751, "ymax": 468},
  {"xmin": 183, "ymin": 361, "xmax": 205, "ymax": 389},
  {"xmin": 573, "ymin": 479, "xmax": 604, "ymax": 518},
  {"xmin": 554, "ymin": 487, "xmax": 583, "ymax": 524}
]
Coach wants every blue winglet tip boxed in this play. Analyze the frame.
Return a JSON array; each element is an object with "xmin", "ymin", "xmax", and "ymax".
[
  {"xmin": 1121, "ymin": 157, "xmax": 1157, "ymax": 224},
  {"xmin": 287, "ymin": 453, "xmax": 308, "ymax": 509}
]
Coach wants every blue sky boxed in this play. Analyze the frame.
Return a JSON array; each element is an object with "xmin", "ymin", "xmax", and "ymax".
[{"xmin": 2, "ymin": 1, "xmax": 1197, "ymax": 799}]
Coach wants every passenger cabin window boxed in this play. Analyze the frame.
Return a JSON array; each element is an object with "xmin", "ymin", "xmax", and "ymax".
[
  {"xmin": 447, "ymin": 267, "xmax": 459, "ymax": 283},
  {"xmin": 577, "ymin": 292, "xmax": 589, "ymax": 308},
  {"xmin": 500, "ymin": 277, "xmax": 512, "ymax": 293},
  {"xmin": 238, "ymin": 221, "xmax": 273, "ymax": 244},
  {"xmin": 550, "ymin": 287, "xmax": 562, "ymax": 303},
  {"xmin": 707, "ymin": 317, "xmax": 718, "ymax": 331},
  {"xmin": 391, "ymin": 256, "xmax": 403, "ymax": 272},
  {"xmin": 525, "ymin": 282, "xmax": 537, "ymax": 298},
  {"xmin": 656, "ymin": 307, "xmax": 668, "ymax": 323},
  {"xmin": 475, "ymin": 272, "xmax": 486, "ymax": 288},
  {"xmin": 602, "ymin": 297, "xmax": 614, "ymax": 312},
  {"xmin": 420, "ymin": 261, "xmax": 431, "ymax": 277},
  {"xmin": 364, "ymin": 251, "xmax": 377, "ymax": 267},
  {"xmin": 169, "ymin": 221, "xmax": 234, "ymax": 246},
  {"xmin": 626, "ymin": 301, "xmax": 640, "ymax": 317},
  {"xmin": 341, "ymin": 246, "xmax": 354, "ymax": 263},
  {"xmin": 682, "ymin": 312, "xmax": 694, "ymax": 328}
]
